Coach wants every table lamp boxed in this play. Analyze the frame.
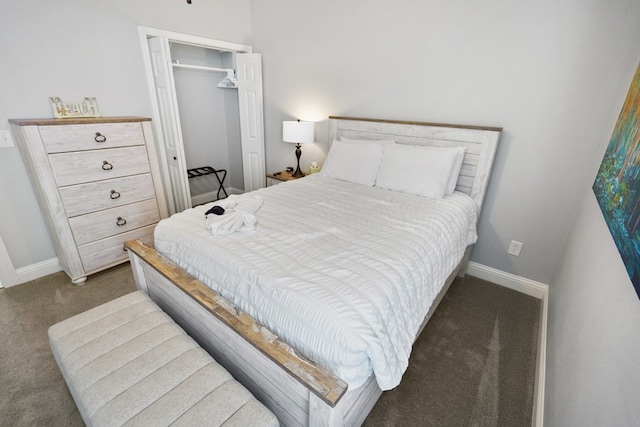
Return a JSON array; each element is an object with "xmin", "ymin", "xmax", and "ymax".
[{"xmin": 283, "ymin": 120, "xmax": 315, "ymax": 178}]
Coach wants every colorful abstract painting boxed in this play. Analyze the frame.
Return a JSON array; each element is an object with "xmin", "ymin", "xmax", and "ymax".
[{"xmin": 593, "ymin": 62, "xmax": 640, "ymax": 298}]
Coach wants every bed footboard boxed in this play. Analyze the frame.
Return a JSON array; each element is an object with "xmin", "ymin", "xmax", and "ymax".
[{"xmin": 125, "ymin": 239, "xmax": 361, "ymax": 426}]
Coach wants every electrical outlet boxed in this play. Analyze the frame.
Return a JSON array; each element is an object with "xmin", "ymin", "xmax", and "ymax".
[
  {"xmin": 0, "ymin": 130, "xmax": 14, "ymax": 148},
  {"xmin": 508, "ymin": 240, "xmax": 523, "ymax": 256}
]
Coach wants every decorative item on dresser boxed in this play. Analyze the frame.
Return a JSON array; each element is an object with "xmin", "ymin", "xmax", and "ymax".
[{"xmin": 9, "ymin": 117, "xmax": 168, "ymax": 285}]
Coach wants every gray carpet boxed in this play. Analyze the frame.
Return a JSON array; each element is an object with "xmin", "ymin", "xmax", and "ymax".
[
  {"xmin": 364, "ymin": 275, "xmax": 540, "ymax": 426},
  {"xmin": 0, "ymin": 264, "xmax": 539, "ymax": 426}
]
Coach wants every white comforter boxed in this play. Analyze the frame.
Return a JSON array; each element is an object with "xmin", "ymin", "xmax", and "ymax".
[{"xmin": 154, "ymin": 174, "xmax": 478, "ymax": 390}]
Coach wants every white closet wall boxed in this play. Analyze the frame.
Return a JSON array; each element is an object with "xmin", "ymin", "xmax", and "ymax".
[
  {"xmin": 221, "ymin": 52, "xmax": 244, "ymax": 192},
  {"xmin": 170, "ymin": 43, "xmax": 243, "ymax": 201}
]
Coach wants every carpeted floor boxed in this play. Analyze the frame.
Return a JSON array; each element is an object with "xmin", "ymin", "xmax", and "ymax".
[
  {"xmin": 0, "ymin": 264, "xmax": 540, "ymax": 426},
  {"xmin": 364, "ymin": 274, "xmax": 540, "ymax": 426}
]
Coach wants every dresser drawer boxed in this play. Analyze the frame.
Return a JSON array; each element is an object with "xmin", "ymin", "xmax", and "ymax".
[
  {"xmin": 49, "ymin": 146, "xmax": 151, "ymax": 187},
  {"xmin": 78, "ymin": 225, "xmax": 155, "ymax": 273},
  {"xmin": 39, "ymin": 122, "xmax": 146, "ymax": 153},
  {"xmin": 60, "ymin": 174, "xmax": 156, "ymax": 217},
  {"xmin": 69, "ymin": 199, "xmax": 160, "ymax": 246}
]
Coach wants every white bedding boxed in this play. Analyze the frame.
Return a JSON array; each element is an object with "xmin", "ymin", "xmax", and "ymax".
[{"xmin": 154, "ymin": 174, "xmax": 478, "ymax": 390}]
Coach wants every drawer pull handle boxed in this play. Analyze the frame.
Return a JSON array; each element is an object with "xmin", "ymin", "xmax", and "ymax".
[
  {"xmin": 116, "ymin": 217, "xmax": 127, "ymax": 226},
  {"xmin": 102, "ymin": 160, "xmax": 113, "ymax": 171},
  {"xmin": 110, "ymin": 190, "xmax": 121, "ymax": 199},
  {"xmin": 94, "ymin": 132, "xmax": 107, "ymax": 143},
  {"xmin": 123, "ymin": 246, "xmax": 128, "ymax": 252}
]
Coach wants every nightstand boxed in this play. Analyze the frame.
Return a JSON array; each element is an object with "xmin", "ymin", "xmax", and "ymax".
[{"xmin": 266, "ymin": 170, "xmax": 304, "ymax": 186}]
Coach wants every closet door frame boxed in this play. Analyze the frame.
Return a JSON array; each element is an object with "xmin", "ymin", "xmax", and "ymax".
[{"xmin": 138, "ymin": 26, "xmax": 262, "ymax": 214}]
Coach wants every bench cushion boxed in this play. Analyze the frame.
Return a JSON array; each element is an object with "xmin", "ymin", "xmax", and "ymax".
[{"xmin": 49, "ymin": 291, "xmax": 278, "ymax": 427}]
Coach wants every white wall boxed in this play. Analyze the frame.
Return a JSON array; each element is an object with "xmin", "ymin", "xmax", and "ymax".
[
  {"xmin": 251, "ymin": 0, "xmax": 640, "ymax": 285},
  {"xmin": 546, "ymin": 193, "xmax": 640, "ymax": 425},
  {"xmin": 0, "ymin": 0, "xmax": 252, "ymax": 272},
  {"xmin": 544, "ymin": 54, "xmax": 640, "ymax": 423},
  {"xmin": 221, "ymin": 53, "xmax": 244, "ymax": 192},
  {"xmin": 171, "ymin": 43, "xmax": 230, "ymax": 176}
]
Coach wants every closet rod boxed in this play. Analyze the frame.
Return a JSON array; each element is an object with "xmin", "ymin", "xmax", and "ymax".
[{"xmin": 171, "ymin": 61, "xmax": 232, "ymax": 74}]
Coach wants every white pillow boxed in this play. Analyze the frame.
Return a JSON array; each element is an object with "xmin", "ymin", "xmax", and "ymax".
[
  {"xmin": 395, "ymin": 143, "xmax": 466, "ymax": 195},
  {"xmin": 444, "ymin": 146, "xmax": 466, "ymax": 195},
  {"xmin": 320, "ymin": 139, "xmax": 385, "ymax": 186},
  {"xmin": 375, "ymin": 144, "xmax": 463, "ymax": 198}
]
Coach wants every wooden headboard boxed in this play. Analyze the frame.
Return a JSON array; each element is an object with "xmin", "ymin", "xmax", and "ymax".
[{"xmin": 328, "ymin": 116, "xmax": 502, "ymax": 214}]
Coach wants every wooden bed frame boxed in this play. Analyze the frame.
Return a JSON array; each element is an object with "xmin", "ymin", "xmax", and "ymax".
[{"xmin": 125, "ymin": 117, "xmax": 501, "ymax": 426}]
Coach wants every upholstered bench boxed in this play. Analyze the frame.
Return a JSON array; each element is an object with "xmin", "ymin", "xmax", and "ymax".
[{"xmin": 48, "ymin": 291, "xmax": 279, "ymax": 427}]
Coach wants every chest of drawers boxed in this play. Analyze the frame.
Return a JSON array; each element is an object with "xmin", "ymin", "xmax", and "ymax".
[{"xmin": 10, "ymin": 117, "xmax": 168, "ymax": 284}]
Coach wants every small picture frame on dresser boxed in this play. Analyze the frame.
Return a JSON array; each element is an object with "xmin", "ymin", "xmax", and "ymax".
[{"xmin": 49, "ymin": 96, "xmax": 101, "ymax": 119}]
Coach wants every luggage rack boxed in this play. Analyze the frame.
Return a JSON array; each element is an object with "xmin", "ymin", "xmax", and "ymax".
[{"xmin": 187, "ymin": 166, "xmax": 228, "ymax": 200}]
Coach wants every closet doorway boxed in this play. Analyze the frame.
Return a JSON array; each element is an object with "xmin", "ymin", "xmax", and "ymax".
[{"xmin": 138, "ymin": 27, "xmax": 266, "ymax": 215}]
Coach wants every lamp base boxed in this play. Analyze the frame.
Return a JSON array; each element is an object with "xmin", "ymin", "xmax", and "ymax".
[{"xmin": 292, "ymin": 143, "xmax": 305, "ymax": 178}]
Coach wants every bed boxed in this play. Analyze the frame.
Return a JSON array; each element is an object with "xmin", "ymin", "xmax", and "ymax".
[{"xmin": 125, "ymin": 116, "xmax": 501, "ymax": 426}]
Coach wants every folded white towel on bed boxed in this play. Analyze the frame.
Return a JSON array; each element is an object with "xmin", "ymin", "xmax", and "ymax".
[{"xmin": 205, "ymin": 194, "xmax": 263, "ymax": 235}]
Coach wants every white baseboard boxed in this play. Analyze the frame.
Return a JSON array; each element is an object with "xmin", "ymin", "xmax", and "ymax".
[
  {"xmin": 467, "ymin": 261, "xmax": 548, "ymax": 299},
  {"xmin": 191, "ymin": 186, "xmax": 244, "ymax": 207},
  {"xmin": 9, "ymin": 258, "xmax": 62, "ymax": 288},
  {"xmin": 466, "ymin": 261, "xmax": 547, "ymax": 427}
]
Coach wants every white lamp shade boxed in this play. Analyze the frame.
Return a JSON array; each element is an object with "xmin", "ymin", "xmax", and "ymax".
[{"xmin": 283, "ymin": 121, "xmax": 315, "ymax": 144}]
